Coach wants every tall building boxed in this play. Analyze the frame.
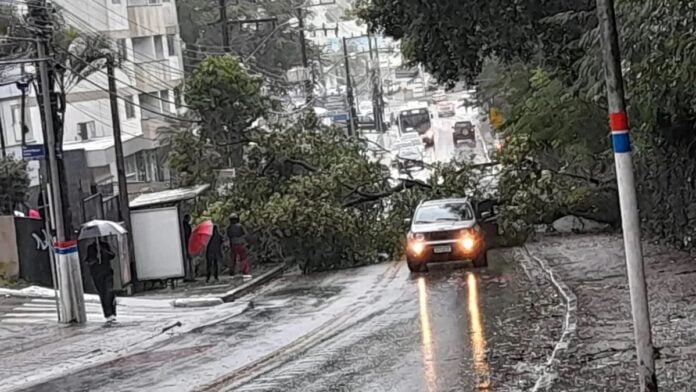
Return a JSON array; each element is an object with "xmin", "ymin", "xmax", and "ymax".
[{"xmin": 0, "ymin": 0, "xmax": 186, "ymax": 224}]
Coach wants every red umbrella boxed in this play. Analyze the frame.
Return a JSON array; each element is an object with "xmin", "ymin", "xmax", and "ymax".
[{"xmin": 188, "ymin": 220, "xmax": 213, "ymax": 256}]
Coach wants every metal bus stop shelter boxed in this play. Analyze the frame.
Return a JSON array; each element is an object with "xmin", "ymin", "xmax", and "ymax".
[{"xmin": 128, "ymin": 185, "xmax": 209, "ymax": 289}]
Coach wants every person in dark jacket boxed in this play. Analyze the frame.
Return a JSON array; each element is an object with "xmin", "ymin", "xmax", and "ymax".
[
  {"xmin": 183, "ymin": 214, "xmax": 194, "ymax": 276},
  {"xmin": 226, "ymin": 213, "xmax": 249, "ymax": 276},
  {"xmin": 206, "ymin": 225, "xmax": 222, "ymax": 282},
  {"xmin": 85, "ymin": 240, "xmax": 117, "ymax": 322}
]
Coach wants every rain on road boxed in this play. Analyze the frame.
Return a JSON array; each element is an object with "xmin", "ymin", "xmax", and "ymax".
[{"xmin": 13, "ymin": 250, "xmax": 562, "ymax": 392}]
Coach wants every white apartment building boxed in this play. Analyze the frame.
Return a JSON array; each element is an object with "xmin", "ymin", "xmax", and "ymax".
[{"xmin": 0, "ymin": 0, "xmax": 185, "ymax": 198}]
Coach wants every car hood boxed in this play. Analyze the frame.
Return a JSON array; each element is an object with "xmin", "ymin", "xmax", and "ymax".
[{"xmin": 411, "ymin": 220, "xmax": 475, "ymax": 233}]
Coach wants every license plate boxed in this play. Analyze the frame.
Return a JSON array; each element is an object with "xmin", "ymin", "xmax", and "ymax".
[{"xmin": 433, "ymin": 245, "xmax": 451, "ymax": 254}]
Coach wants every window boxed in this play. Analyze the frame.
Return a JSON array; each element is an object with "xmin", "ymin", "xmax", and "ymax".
[
  {"xmin": 125, "ymin": 95, "xmax": 136, "ymax": 118},
  {"xmin": 160, "ymin": 90, "xmax": 171, "ymax": 113},
  {"xmin": 154, "ymin": 35, "xmax": 164, "ymax": 59},
  {"xmin": 166, "ymin": 34, "xmax": 176, "ymax": 57},
  {"xmin": 78, "ymin": 121, "xmax": 96, "ymax": 140},
  {"xmin": 117, "ymin": 39, "xmax": 127, "ymax": 61},
  {"xmin": 125, "ymin": 155, "xmax": 137, "ymax": 181},
  {"xmin": 148, "ymin": 0, "xmax": 161, "ymax": 5},
  {"xmin": 414, "ymin": 203, "xmax": 474, "ymax": 224}
]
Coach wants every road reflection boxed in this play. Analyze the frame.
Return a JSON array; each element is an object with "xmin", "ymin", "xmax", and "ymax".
[
  {"xmin": 418, "ymin": 276, "xmax": 437, "ymax": 392},
  {"xmin": 466, "ymin": 272, "xmax": 491, "ymax": 389}
]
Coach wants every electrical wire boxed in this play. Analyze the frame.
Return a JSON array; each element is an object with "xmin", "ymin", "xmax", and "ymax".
[
  {"xmin": 56, "ymin": 47, "xmax": 195, "ymax": 111},
  {"xmin": 66, "ymin": 101, "xmax": 161, "ymax": 142},
  {"xmin": 57, "ymin": 59, "xmax": 199, "ymax": 123}
]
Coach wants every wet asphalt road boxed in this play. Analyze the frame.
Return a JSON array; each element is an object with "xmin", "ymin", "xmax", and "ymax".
[{"xmin": 13, "ymin": 250, "xmax": 563, "ymax": 392}]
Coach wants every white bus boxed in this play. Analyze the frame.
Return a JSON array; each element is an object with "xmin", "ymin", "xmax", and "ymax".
[{"xmin": 398, "ymin": 107, "xmax": 434, "ymax": 146}]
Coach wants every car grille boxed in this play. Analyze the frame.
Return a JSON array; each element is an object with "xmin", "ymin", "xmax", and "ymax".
[{"xmin": 424, "ymin": 229, "xmax": 461, "ymax": 241}]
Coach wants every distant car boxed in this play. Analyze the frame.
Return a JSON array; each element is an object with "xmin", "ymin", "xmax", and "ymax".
[
  {"xmin": 393, "ymin": 146, "xmax": 424, "ymax": 172},
  {"xmin": 453, "ymin": 121, "xmax": 476, "ymax": 145},
  {"xmin": 356, "ymin": 115, "xmax": 377, "ymax": 131},
  {"xmin": 405, "ymin": 198, "xmax": 494, "ymax": 272},
  {"xmin": 437, "ymin": 101, "xmax": 456, "ymax": 117},
  {"xmin": 433, "ymin": 91, "xmax": 447, "ymax": 102}
]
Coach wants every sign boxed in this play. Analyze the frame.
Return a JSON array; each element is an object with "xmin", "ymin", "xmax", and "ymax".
[
  {"xmin": 22, "ymin": 144, "xmax": 45, "ymax": 160},
  {"xmin": 286, "ymin": 67, "xmax": 311, "ymax": 83},
  {"xmin": 332, "ymin": 113, "xmax": 348, "ymax": 122},
  {"xmin": 489, "ymin": 107, "xmax": 504, "ymax": 130}
]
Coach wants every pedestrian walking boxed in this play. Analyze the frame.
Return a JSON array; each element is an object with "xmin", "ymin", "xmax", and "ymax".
[
  {"xmin": 227, "ymin": 213, "xmax": 250, "ymax": 276},
  {"xmin": 183, "ymin": 214, "xmax": 194, "ymax": 276},
  {"xmin": 84, "ymin": 240, "xmax": 117, "ymax": 322},
  {"xmin": 206, "ymin": 224, "xmax": 222, "ymax": 282}
]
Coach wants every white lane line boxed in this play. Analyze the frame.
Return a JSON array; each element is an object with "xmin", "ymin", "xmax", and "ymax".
[{"xmin": 526, "ymin": 246, "xmax": 578, "ymax": 392}]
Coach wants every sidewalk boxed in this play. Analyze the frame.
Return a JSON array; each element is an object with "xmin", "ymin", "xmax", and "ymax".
[
  {"xmin": 526, "ymin": 234, "xmax": 696, "ymax": 391},
  {"xmin": 0, "ymin": 264, "xmax": 286, "ymax": 391}
]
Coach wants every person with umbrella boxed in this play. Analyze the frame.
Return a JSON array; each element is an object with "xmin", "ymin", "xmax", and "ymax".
[
  {"xmin": 205, "ymin": 224, "xmax": 223, "ymax": 283},
  {"xmin": 79, "ymin": 220, "xmax": 126, "ymax": 323},
  {"xmin": 85, "ymin": 239, "xmax": 117, "ymax": 322}
]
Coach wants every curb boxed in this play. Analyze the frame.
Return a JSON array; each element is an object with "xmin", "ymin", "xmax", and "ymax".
[
  {"xmin": 524, "ymin": 245, "xmax": 578, "ymax": 391},
  {"xmin": 220, "ymin": 263, "xmax": 287, "ymax": 303},
  {"xmin": 171, "ymin": 297, "xmax": 224, "ymax": 308}
]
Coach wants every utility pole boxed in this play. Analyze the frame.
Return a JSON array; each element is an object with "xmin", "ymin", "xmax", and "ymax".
[
  {"xmin": 367, "ymin": 35, "xmax": 383, "ymax": 134},
  {"xmin": 373, "ymin": 36, "xmax": 385, "ymax": 133},
  {"xmin": 297, "ymin": 7, "xmax": 312, "ymax": 103},
  {"xmin": 219, "ymin": 0, "xmax": 229, "ymax": 51},
  {"xmin": 0, "ymin": 116, "xmax": 5, "ymax": 158},
  {"xmin": 37, "ymin": 41, "xmax": 86, "ymax": 324},
  {"xmin": 18, "ymin": 64, "xmax": 28, "ymax": 148},
  {"xmin": 342, "ymin": 37, "xmax": 357, "ymax": 136},
  {"xmin": 106, "ymin": 55, "xmax": 136, "ymax": 284},
  {"xmin": 595, "ymin": 0, "xmax": 657, "ymax": 390}
]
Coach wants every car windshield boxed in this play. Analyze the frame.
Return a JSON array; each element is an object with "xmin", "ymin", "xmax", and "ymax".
[
  {"xmin": 455, "ymin": 121, "xmax": 473, "ymax": 129},
  {"xmin": 414, "ymin": 202, "xmax": 473, "ymax": 223}
]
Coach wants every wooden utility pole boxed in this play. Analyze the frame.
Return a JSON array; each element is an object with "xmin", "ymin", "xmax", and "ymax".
[
  {"xmin": 342, "ymin": 37, "xmax": 357, "ymax": 136},
  {"xmin": 220, "ymin": 0, "xmax": 229, "ymax": 51},
  {"xmin": 106, "ymin": 55, "xmax": 136, "ymax": 283}
]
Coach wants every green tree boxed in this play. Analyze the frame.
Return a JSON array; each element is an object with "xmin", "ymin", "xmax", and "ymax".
[
  {"xmin": 355, "ymin": 0, "xmax": 594, "ymax": 85},
  {"xmin": 0, "ymin": 157, "xmax": 29, "ymax": 215},
  {"xmin": 170, "ymin": 55, "xmax": 267, "ymax": 185},
  {"xmin": 201, "ymin": 124, "xmax": 434, "ymax": 273}
]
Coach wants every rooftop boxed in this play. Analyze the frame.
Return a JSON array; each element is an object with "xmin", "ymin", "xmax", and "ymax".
[{"xmin": 129, "ymin": 184, "xmax": 210, "ymax": 209}]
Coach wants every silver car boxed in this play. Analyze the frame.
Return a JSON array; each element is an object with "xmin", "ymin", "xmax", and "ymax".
[{"xmin": 405, "ymin": 198, "xmax": 491, "ymax": 272}]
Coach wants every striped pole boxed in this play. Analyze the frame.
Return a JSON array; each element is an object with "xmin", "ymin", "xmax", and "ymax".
[
  {"xmin": 597, "ymin": 0, "xmax": 657, "ymax": 390},
  {"xmin": 54, "ymin": 241, "xmax": 87, "ymax": 324}
]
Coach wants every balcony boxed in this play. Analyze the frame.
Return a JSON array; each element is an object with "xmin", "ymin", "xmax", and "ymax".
[
  {"xmin": 133, "ymin": 60, "xmax": 171, "ymax": 91},
  {"xmin": 127, "ymin": 2, "xmax": 166, "ymax": 36}
]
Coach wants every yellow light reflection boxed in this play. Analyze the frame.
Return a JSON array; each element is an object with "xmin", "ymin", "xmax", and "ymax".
[
  {"xmin": 418, "ymin": 277, "xmax": 437, "ymax": 392},
  {"xmin": 467, "ymin": 272, "xmax": 491, "ymax": 389}
]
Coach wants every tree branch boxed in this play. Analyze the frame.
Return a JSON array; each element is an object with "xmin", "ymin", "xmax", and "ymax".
[{"xmin": 342, "ymin": 178, "xmax": 432, "ymax": 208}]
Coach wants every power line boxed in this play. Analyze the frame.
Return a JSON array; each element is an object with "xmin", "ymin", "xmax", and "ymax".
[
  {"xmin": 57, "ymin": 60, "xmax": 199, "ymax": 123},
  {"xmin": 66, "ymin": 101, "xmax": 160, "ymax": 142},
  {"xmin": 57, "ymin": 47, "xmax": 195, "ymax": 111}
]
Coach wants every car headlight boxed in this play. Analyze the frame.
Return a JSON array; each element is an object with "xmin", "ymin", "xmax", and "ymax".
[
  {"xmin": 408, "ymin": 232, "xmax": 425, "ymax": 241},
  {"xmin": 461, "ymin": 236, "xmax": 476, "ymax": 251}
]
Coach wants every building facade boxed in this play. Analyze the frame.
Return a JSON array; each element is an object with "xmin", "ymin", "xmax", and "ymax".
[{"xmin": 0, "ymin": 0, "xmax": 185, "ymax": 201}]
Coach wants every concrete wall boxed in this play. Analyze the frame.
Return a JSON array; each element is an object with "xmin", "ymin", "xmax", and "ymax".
[{"xmin": 0, "ymin": 216, "xmax": 19, "ymax": 280}]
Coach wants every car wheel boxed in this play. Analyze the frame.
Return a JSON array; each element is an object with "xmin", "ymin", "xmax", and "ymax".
[
  {"xmin": 407, "ymin": 259, "xmax": 427, "ymax": 273},
  {"xmin": 472, "ymin": 251, "xmax": 488, "ymax": 268}
]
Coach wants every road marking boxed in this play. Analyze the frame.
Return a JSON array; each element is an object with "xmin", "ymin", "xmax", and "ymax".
[{"xmin": 524, "ymin": 246, "xmax": 578, "ymax": 391}]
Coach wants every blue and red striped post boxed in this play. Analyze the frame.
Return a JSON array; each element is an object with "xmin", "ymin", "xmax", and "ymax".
[
  {"xmin": 54, "ymin": 240, "xmax": 87, "ymax": 323},
  {"xmin": 597, "ymin": 0, "xmax": 657, "ymax": 389}
]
